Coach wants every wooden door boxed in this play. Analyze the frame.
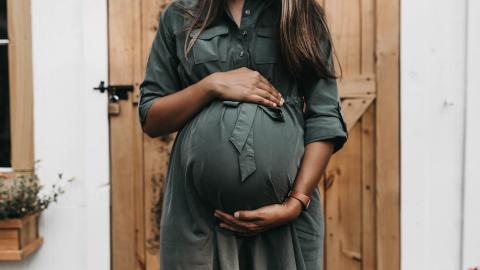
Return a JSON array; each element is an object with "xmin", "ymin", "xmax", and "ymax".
[
  {"xmin": 108, "ymin": 0, "xmax": 171, "ymax": 269},
  {"xmin": 107, "ymin": 0, "xmax": 400, "ymax": 269},
  {"xmin": 320, "ymin": 0, "xmax": 400, "ymax": 269}
]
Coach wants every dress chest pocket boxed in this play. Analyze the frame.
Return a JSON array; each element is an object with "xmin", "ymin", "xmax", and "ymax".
[
  {"xmin": 253, "ymin": 26, "xmax": 283, "ymax": 82},
  {"xmin": 190, "ymin": 25, "xmax": 229, "ymax": 64},
  {"xmin": 254, "ymin": 26, "xmax": 282, "ymax": 65}
]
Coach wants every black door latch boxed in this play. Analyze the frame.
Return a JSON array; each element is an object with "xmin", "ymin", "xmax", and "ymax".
[{"xmin": 94, "ymin": 81, "xmax": 134, "ymax": 102}]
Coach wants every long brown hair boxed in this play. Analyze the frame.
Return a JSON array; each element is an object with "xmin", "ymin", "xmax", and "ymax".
[{"xmin": 173, "ymin": 0, "xmax": 339, "ymax": 80}]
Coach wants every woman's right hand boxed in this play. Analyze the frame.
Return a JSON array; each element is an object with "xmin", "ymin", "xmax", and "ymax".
[{"xmin": 205, "ymin": 67, "xmax": 284, "ymax": 107}]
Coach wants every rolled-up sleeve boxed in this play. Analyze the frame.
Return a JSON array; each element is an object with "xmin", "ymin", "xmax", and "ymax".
[
  {"xmin": 138, "ymin": 4, "xmax": 181, "ymax": 127},
  {"xmin": 302, "ymin": 42, "xmax": 348, "ymax": 154}
]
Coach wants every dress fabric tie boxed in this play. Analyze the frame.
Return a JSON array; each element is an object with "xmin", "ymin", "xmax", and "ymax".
[{"xmin": 222, "ymin": 100, "xmax": 285, "ymax": 182}]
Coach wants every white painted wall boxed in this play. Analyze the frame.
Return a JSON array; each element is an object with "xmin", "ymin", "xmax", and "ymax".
[
  {"xmin": 0, "ymin": 0, "xmax": 110, "ymax": 269},
  {"xmin": 401, "ymin": 0, "xmax": 480, "ymax": 269}
]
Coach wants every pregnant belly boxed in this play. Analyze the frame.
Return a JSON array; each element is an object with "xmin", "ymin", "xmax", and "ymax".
[{"xmin": 180, "ymin": 99, "xmax": 305, "ymax": 214}]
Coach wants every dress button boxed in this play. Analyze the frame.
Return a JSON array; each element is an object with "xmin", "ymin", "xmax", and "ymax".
[
  {"xmin": 242, "ymin": 30, "xmax": 248, "ymax": 37},
  {"xmin": 239, "ymin": 50, "xmax": 245, "ymax": 57},
  {"xmin": 244, "ymin": 9, "xmax": 251, "ymax": 16}
]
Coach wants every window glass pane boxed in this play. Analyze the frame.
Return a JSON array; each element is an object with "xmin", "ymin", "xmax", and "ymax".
[
  {"xmin": 0, "ymin": 0, "xmax": 6, "ymax": 39},
  {"xmin": 0, "ymin": 45, "xmax": 10, "ymax": 167}
]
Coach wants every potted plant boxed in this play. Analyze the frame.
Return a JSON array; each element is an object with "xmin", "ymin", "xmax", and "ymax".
[{"xmin": 0, "ymin": 163, "xmax": 74, "ymax": 261}]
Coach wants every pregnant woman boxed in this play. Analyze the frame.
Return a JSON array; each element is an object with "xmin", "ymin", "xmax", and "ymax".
[{"xmin": 138, "ymin": 0, "xmax": 348, "ymax": 269}]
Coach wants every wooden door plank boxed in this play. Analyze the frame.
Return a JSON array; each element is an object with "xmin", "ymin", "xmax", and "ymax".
[
  {"xmin": 109, "ymin": 0, "xmax": 145, "ymax": 269},
  {"xmin": 326, "ymin": 124, "xmax": 363, "ymax": 270},
  {"xmin": 324, "ymin": 0, "xmax": 362, "ymax": 76},
  {"xmin": 132, "ymin": 1, "xmax": 147, "ymax": 269},
  {"xmin": 362, "ymin": 104, "xmax": 377, "ymax": 270},
  {"xmin": 140, "ymin": 2, "xmax": 172, "ymax": 270},
  {"xmin": 361, "ymin": 0, "xmax": 376, "ymax": 74},
  {"xmin": 375, "ymin": 0, "xmax": 401, "ymax": 268},
  {"xmin": 143, "ymin": 134, "xmax": 175, "ymax": 270}
]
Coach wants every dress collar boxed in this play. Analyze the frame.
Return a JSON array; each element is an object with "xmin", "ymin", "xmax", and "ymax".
[{"xmin": 223, "ymin": 0, "xmax": 278, "ymax": 27}]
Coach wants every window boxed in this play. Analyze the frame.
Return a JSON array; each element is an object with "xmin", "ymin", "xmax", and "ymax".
[
  {"xmin": 0, "ymin": 0, "xmax": 11, "ymax": 168},
  {"xmin": 0, "ymin": 0, "xmax": 33, "ymax": 173}
]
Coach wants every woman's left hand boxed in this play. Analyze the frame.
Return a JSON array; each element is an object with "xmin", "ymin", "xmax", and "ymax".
[{"xmin": 214, "ymin": 197, "xmax": 304, "ymax": 237}]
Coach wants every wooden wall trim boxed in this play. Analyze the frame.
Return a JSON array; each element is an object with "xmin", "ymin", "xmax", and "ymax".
[
  {"xmin": 375, "ymin": 0, "xmax": 401, "ymax": 269},
  {"xmin": 7, "ymin": 0, "xmax": 34, "ymax": 172}
]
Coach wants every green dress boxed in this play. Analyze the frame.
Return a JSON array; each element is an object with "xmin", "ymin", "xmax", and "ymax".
[{"xmin": 138, "ymin": 0, "xmax": 348, "ymax": 269}]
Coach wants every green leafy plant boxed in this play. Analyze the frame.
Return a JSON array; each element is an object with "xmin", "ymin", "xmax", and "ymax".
[{"xmin": 0, "ymin": 161, "xmax": 75, "ymax": 220}]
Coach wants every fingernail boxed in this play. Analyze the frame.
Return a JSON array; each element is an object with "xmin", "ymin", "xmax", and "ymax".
[{"xmin": 234, "ymin": 212, "xmax": 239, "ymax": 218}]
